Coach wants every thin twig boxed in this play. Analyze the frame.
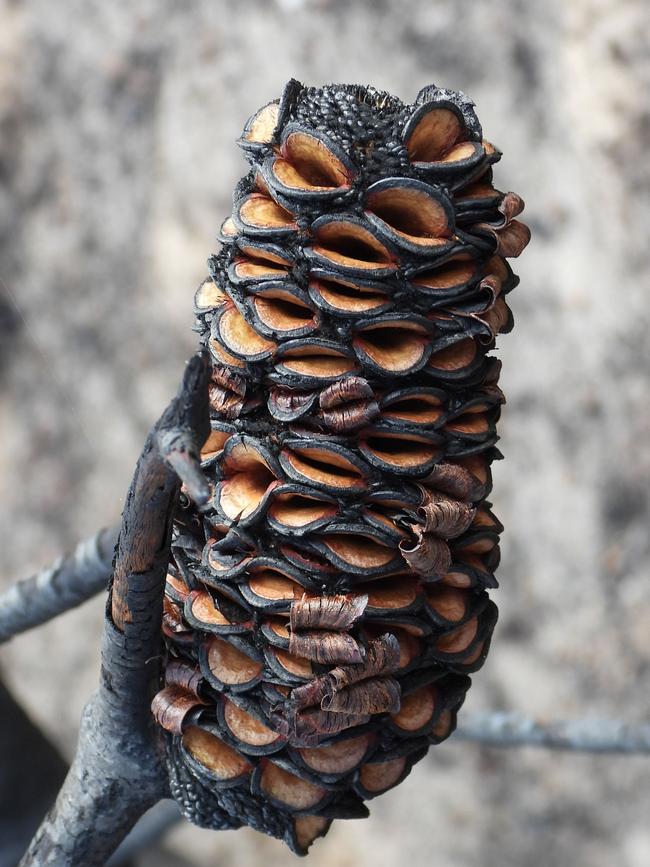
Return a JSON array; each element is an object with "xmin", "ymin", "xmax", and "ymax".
[
  {"xmin": 0, "ymin": 526, "xmax": 119, "ymax": 644},
  {"xmin": 20, "ymin": 352, "xmax": 211, "ymax": 867},
  {"xmin": 454, "ymin": 711, "xmax": 650, "ymax": 754}
]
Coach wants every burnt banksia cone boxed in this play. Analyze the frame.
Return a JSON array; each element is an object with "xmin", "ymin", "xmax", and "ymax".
[{"xmin": 152, "ymin": 79, "xmax": 530, "ymax": 853}]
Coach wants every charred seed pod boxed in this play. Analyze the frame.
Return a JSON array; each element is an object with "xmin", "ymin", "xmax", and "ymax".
[{"xmin": 156, "ymin": 79, "xmax": 529, "ymax": 854}]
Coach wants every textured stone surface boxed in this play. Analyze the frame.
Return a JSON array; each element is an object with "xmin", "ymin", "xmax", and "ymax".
[{"xmin": 1, "ymin": 0, "xmax": 649, "ymax": 864}]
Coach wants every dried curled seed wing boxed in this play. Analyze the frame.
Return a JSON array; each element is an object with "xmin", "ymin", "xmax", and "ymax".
[
  {"xmin": 319, "ymin": 376, "xmax": 380, "ymax": 432},
  {"xmin": 321, "ymin": 676, "xmax": 401, "ymax": 716},
  {"xmin": 290, "ymin": 633, "xmax": 401, "ymax": 713},
  {"xmin": 421, "ymin": 455, "xmax": 491, "ymax": 501},
  {"xmin": 415, "ymin": 487, "xmax": 477, "ymax": 538},
  {"xmin": 399, "ymin": 527, "xmax": 452, "ymax": 577},
  {"xmin": 208, "ymin": 366, "xmax": 247, "ymax": 419},
  {"xmin": 289, "ymin": 630, "xmax": 365, "ymax": 664},
  {"xmin": 495, "ymin": 190, "xmax": 525, "ymax": 224},
  {"xmin": 290, "ymin": 593, "xmax": 368, "ymax": 630},
  {"xmin": 268, "ymin": 386, "xmax": 319, "ymax": 423},
  {"xmin": 165, "ymin": 660, "xmax": 204, "ymax": 695},
  {"xmin": 471, "ymin": 216, "xmax": 531, "ymax": 258},
  {"xmin": 328, "ymin": 634, "xmax": 401, "ymax": 690},
  {"xmin": 151, "ymin": 685, "xmax": 207, "ymax": 735},
  {"xmin": 274, "ymin": 706, "xmax": 372, "ymax": 746}
]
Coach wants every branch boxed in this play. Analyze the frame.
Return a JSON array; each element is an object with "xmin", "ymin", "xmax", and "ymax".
[
  {"xmin": 20, "ymin": 352, "xmax": 211, "ymax": 867},
  {"xmin": 454, "ymin": 711, "xmax": 650, "ymax": 755},
  {"xmin": 0, "ymin": 526, "xmax": 119, "ymax": 644}
]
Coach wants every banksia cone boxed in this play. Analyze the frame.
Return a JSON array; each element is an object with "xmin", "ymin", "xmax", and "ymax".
[{"xmin": 153, "ymin": 79, "xmax": 529, "ymax": 853}]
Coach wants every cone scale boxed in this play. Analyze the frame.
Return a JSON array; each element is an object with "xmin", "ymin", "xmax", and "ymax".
[{"xmin": 153, "ymin": 80, "xmax": 530, "ymax": 853}]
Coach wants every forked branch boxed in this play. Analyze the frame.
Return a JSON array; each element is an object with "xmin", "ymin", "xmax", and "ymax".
[{"xmin": 19, "ymin": 352, "xmax": 211, "ymax": 867}]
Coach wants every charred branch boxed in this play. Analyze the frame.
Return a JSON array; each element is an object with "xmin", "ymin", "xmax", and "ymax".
[
  {"xmin": 19, "ymin": 353, "xmax": 211, "ymax": 867},
  {"xmin": 0, "ymin": 526, "xmax": 119, "ymax": 644}
]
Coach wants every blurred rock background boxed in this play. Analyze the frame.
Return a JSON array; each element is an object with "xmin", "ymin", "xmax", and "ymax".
[{"xmin": 1, "ymin": 0, "xmax": 649, "ymax": 864}]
